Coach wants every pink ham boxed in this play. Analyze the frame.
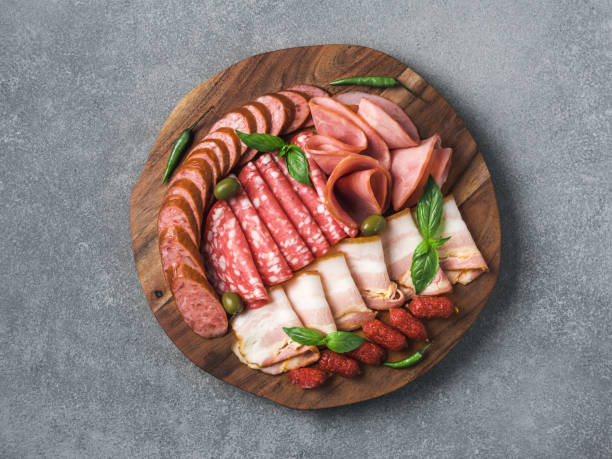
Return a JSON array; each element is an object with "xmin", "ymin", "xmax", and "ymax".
[
  {"xmin": 283, "ymin": 271, "xmax": 337, "ymax": 335},
  {"xmin": 271, "ymin": 154, "xmax": 346, "ymax": 245},
  {"xmin": 309, "ymin": 253, "xmax": 376, "ymax": 331},
  {"xmin": 403, "ymin": 145, "xmax": 453, "ymax": 208},
  {"xmin": 334, "ymin": 236, "xmax": 405, "ymax": 310},
  {"xmin": 434, "ymin": 195, "xmax": 488, "ymax": 284},
  {"xmin": 202, "ymin": 200, "xmax": 267, "ymax": 304},
  {"xmin": 240, "ymin": 101, "xmax": 271, "ymax": 165},
  {"xmin": 309, "ymin": 96, "xmax": 390, "ymax": 169},
  {"xmin": 231, "ymin": 286, "xmax": 320, "ymax": 374},
  {"xmin": 325, "ymin": 154, "xmax": 391, "ymax": 228},
  {"xmin": 278, "ymin": 90, "xmax": 310, "ymax": 132},
  {"xmin": 390, "ymin": 134, "xmax": 440, "ymax": 210},
  {"xmin": 238, "ymin": 162, "xmax": 313, "ymax": 271},
  {"xmin": 380, "ymin": 209, "xmax": 452, "ymax": 298},
  {"xmin": 357, "ymin": 98, "xmax": 418, "ymax": 148},
  {"xmin": 210, "ymin": 108, "xmax": 256, "ymax": 157},
  {"xmin": 227, "ymin": 179, "xmax": 292, "ymax": 286},
  {"xmin": 334, "ymin": 91, "xmax": 419, "ymax": 142},
  {"xmin": 255, "ymin": 154, "xmax": 330, "ymax": 258},
  {"xmin": 304, "ymin": 133, "xmax": 366, "ymax": 174}
]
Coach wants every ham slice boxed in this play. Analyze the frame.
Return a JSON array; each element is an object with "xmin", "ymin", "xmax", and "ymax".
[
  {"xmin": 283, "ymin": 271, "xmax": 337, "ymax": 335},
  {"xmin": 390, "ymin": 134, "xmax": 440, "ymax": 210},
  {"xmin": 403, "ymin": 144, "xmax": 452, "ymax": 208},
  {"xmin": 333, "ymin": 236, "xmax": 404, "ymax": 310},
  {"xmin": 334, "ymin": 91, "xmax": 419, "ymax": 142},
  {"xmin": 231, "ymin": 286, "xmax": 320, "ymax": 374},
  {"xmin": 434, "ymin": 195, "xmax": 488, "ymax": 284},
  {"xmin": 380, "ymin": 209, "xmax": 452, "ymax": 298},
  {"xmin": 309, "ymin": 97, "xmax": 390, "ymax": 169},
  {"xmin": 309, "ymin": 253, "xmax": 376, "ymax": 331},
  {"xmin": 357, "ymin": 98, "xmax": 418, "ymax": 148},
  {"xmin": 304, "ymin": 133, "xmax": 366, "ymax": 174},
  {"xmin": 325, "ymin": 154, "xmax": 391, "ymax": 228}
]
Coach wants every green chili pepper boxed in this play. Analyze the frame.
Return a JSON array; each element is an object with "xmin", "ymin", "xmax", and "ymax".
[
  {"xmin": 161, "ymin": 106, "xmax": 214, "ymax": 184},
  {"xmin": 383, "ymin": 342, "xmax": 433, "ymax": 369},
  {"xmin": 329, "ymin": 76, "xmax": 422, "ymax": 100}
]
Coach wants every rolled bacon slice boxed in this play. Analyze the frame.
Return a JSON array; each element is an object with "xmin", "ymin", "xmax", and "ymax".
[
  {"xmin": 231, "ymin": 286, "xmax": 320, "ymax": 374},
  {"xmin": 325, "ymin": 154, "xmax": 391, "ymax": 228},
  {"xmin": 434, "ymin": 195, "xmax": 488, "ymax": 284},
  {"xmin": 333, "ymin": 236, "xmax": 404, "ymax": 310},
  {"xmin": 283, "ymin": 271, "xmax": 337, "ymax": 335},
  {"xmin": 304, "ymin": 133, "xmax": 366, "ymax": 174},
  {"xmin": 380, "ymin": 209, "xmax": 452, "ymax": 298},
  {"xmin": 357, "ymin": 98, "xmax": 418, "ymax": 148},
  {"xmin": 309, "ymin": 96, "xmax": 390, "ymax": 169},
  {"xmin": 309, "ymin": 253, "xmax": 376, "ymax": 330}
]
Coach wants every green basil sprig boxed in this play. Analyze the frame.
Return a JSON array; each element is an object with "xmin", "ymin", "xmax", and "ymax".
[
  {"xmin": 410, "ymin": 176, "xmax": 451, "ymax": 294},
  {"xmin": 282, "ymin": 327, "xmax": 364, "ymax": 353},
  {"xmin": 235, "ymin": 131, "xmax": 312, "ymax": 185}
]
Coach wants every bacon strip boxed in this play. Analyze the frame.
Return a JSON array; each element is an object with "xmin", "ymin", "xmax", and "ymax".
[
  {"xmin": 380, "ymin": 209, "xmax": 452, "ymax": 298},
  {"xmin": 231, "ymin": 287, "xmax": 320, "ymax": 374}
]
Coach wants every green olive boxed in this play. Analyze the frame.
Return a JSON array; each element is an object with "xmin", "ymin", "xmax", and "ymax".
[
  {"xmin": 222, "ymin": 292, "xmax": 244, "ymax": 315},
  {"xmin": 214, "ymin": 177, "xmax": 240, "ymax": 200},
  {"xmin": 360, "ymin": 214, "xmax": 387, "ymax": 236}
]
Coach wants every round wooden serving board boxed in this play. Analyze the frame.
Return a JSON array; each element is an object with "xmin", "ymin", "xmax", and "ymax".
[{"xmin": 130, "ymin": 45, "xmax": 501, "ymax": 409}]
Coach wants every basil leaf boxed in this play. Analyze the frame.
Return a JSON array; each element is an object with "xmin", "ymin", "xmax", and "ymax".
[
  {"xmin": 277, "ymin": 144, "xmax": 290, "ymax": 159},
  {"xmin": 411, "ymin": 240, "xmax": 439, "ymax": 294},
  {"xmin": 323, "ymin": 331, "xmax": 365, "ymax": 353},
  {"xmin": 285, "ymin": 145, "xmax": 312, "ymax": 185},
  {"xmin": 416, "ymin": 175, "xmax": 444, "ymax": 239},
  {"xmin": 235, "ymin": 130, "xmax": 286, "ymax": 152},
  {"xmin": 428, "ymin": 236, "xmax": 451, "ymax": 248},
  {"xmin": 282, "ymin": 327, "xmax": 324, "ymax": 346}
]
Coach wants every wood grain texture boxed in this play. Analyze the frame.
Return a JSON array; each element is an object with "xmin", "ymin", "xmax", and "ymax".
[{"xmin": 129, "ymin": 45, "xmax": 501, "ymax": 409}]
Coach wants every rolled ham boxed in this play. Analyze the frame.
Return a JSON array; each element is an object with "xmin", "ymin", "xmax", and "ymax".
[
  {"xmin": 308, "ymin": 253, "xmax": 376, "ymax": 331},
  {"xmin": 283, "ymin": 271, "xmax": 337, "ymax": 335},
  {"xmin": 325, "ymin": 154, "xmax": 391, "ymax": 228},
  {"xmin": 333, "ymin": 236, "xmax": 404, "ymax": 310},
  {"xmin": 380, "ymin": 209, "xmax": 452, "ymax": 298},
  {"xmin": 434, "ymin": 195, "xmax": 488, "ymax": 284},
  {"xmin": 304, "ymin": 133, "xmax": 366, "ymax": 174},
  {"xmin": 231, "ymin": 286, "xmax": 320, "ymax": 374},
  {"xmin": 357, "ymin": 98, "xmax": 418, "ymax": 148}
]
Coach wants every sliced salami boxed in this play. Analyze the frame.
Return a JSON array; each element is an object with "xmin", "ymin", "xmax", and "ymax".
[
  {"xmin": 255, "ymin": 154, "xmax": 330, "ymax": 257},
  {"xmin": 166, "ymin": 263, "xmax": 228, "ymax": 338},
  {"xmin": 227, "ymin": 179, "xmax": 292, "ymax": 286},
  {"xmin": 255, "ymin": 93, "xmax": 295, "ymax": 135},
  {"xmin": 204, "ymin": 127, "xmax": 241, "ymax": 172},
  {"xmin": 189, "ymin": 138, "xmax": 230, "ymax": 177},
  {"xmin": 159, "ymin": 225, "xmax": 205, "ymax": 280},
  {"xmin": 241, "ymin": 101, "xmax": 272, "ymax": 165},
  {"xmin": 210, "ymin": 108, "xmax": 256, "ymax": 157},
  {"xmin": 158, "ymin": 194, "xmax": 200, "ymax": 247},
  {"xmin": 203, "ymin": 200, "xmax": 267, "ymax": 303},
  {"xmin": 278, "ymin": 90, "xmax": 310, "ymax": 133},
  {"xmin": 271, "ymin": 155, "xmax": 346, "ymax": 245},
  {"xmin": 238, "ymin": 162, "xmax": 313, "ymax": 271},
  {"xmin": 164, "ymin": 178, "xmax": 204, "ymax": 234}
]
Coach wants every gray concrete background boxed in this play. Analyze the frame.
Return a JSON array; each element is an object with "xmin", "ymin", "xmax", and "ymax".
[{"xmin": 1, "ymin": 0, "xmax": 611, "ymax": 457}]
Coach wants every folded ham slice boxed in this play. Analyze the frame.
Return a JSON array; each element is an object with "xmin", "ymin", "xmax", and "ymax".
[
  {"xmin": 380, "ymin": 209, "xmax": 452, "ymax": 298},
  {"xmin": 310, "ymin": 97, "xmax": 390, "ymax": 169},
  {"xmin": 357, "ymin": 98, "xmax": 418, "ymax": 148},
  {"xmin": 309, "ymin": 253, "xmax": 376, "ymax": 331},
  {"xmin": 333, "ymin": 236, "xmax": 405, "ymax": 310},
  {"xmin": 304, "ymin": 133, "xmax": 366, "ymax": 174},
  {"xmin": 231, "ymin": 287, "xmax": 320, "ymax": 375},
  {"xmin": 434, "ymin": 195, "xmax": 488, "ymax": 284},
  {"xmin": 325, "ymin": 154, "xmax": 391, "ymax": 228},
  {"xmin": 283, "ymin": 271, "xmax": 337, "ymax": 335},
  {"xmin": 334, "ymin": 91, "xmax": 420, "ymax": 142}
]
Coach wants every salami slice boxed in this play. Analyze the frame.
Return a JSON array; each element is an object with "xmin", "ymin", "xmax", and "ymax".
[
  {"xmin": 241, "ymin": 101, "xmax": 271, "ymax": 165},
  {"xmin": 271, "ymin": 155, "xmax": 346, "ymax": 245},
  {"xmin": 227, "ymin": 179, "xmax": 292, "ymax": 286},
  {"xmin": 278, "ymin": 90, "xmax": 310, "ymax": 133},
  {"xmin": 164, "ymin": 179, "xmax": 204, "ymax": 234},
  {"xmin": 256, "ymin": 93, "xmax": 295, "ymax": 135},
  {"xmin": 203, "ymin": 200, "xmax": 267, "ymax": 303},
  {"xmin": 159, "ymin": 225, "xmax": 205, "ymax": 280},
  {"xmin": 255, "ymin": 154, "xmax": 330, "ymax": 257},
  {"xmin": 204, "ymin": 128, "xmax": 241, "ymax": 172},
  {"xmin": 166, "ymin": 263, "xmax": 228, "ymax": 338},
  {"xmin": 189, "ymin": 138, "xmax": 230, "ymax": 177},
  {"xmin": 210, "ymin": 108, "xmax": 256, "ymax": 157},
  {"xmin": 158, "ymin": 194, "xmax": 200, "ymax": 247},
  {"xmin": 238, "ymin": 162, "xmax": 313, "ymax": 270}
]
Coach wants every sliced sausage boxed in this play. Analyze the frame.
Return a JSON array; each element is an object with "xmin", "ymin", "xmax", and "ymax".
[
  {"xmin": 168, "ymin": 157, "xmax": 214, "ymax": 211},
  {"xmin": 205, "ymin": 127, "xmax": 241, "ymax": 172},
  {"xmin": 164, "ymin": 178, "xmax": 204, "ymax": 234},
  {"xmin": 209, "ymin": 108, "xmax": 256, "ymax": 157},
  {"xmin": 189, "ymin": 138, "xmax": 230, "ymax": 177},
  {"xmin": 256, "ymin": 93, "xmax": 295, "ymax": 135},
  {"xmin": 241, "ymin": 101, "xmax": 272, "ymax": 165},
  {"xmin": 287, "ymin": 85, "xmax": 329, "ymax": 99},
  {"xmin": 184, "ymin": 148, "xmax": 221, "ymax": 184},
  {"xmin": 158, "ymin": 194, "xmax": 200, "ymax": 247},
  {"xmin": 159, "ymin": 225, "xmax": 204, "ymax": 280},
  {"xmin": 278, "ymin": 90, "xmax": 310, "ymax": 133}
]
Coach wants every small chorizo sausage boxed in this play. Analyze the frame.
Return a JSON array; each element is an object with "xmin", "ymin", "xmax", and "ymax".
[
  {"xmin": 389, "ymin": 308, "xmax": 428, "ymax": 341},
  {"xmin": 362, "ymin": 320, "xmax": 408, "ymax": 351},
  {"xmin": 318, "ymin": 350, "xmax": 360, "ymax": 378},
  {"xmin": 345, "ymin": 341, "xmax": 386, "ymax": 366},
  {"xmin": 408, "ymin": 297, "xmax": 454, "ymax": 319},
  {"xmin": 287, "ymin": 367, "xmax": 329, "ymax": 389}
]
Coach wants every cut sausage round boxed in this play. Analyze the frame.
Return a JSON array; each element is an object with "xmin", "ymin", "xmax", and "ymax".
[
  {"xmin": 164, "ymin": 179, "xmax": 204, "ymax": 234},
  {"xmin": 278, "ymin": 90, "xmax": 310, "ymax": 133},
  {"xmin": 255, "ymin": 93, "xmax": 295, "ymax": 135},
  {"xmin": 189, "ymin": 138, "xmax": 230, "ymax": 177},
  {"xmin": 205, "ymin": 127, "xmax": 241, "ymax": 172},
  {"xmin": 209, "ymin": 108, "xmax": 256, "ymax": 157},
  {"xmin": 241, "ymin": 101, "xmax": 272, "ymax": 165},
  {"xmin": 158, "ymin": 194, "xmax": 200, "ymax": 247}
]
